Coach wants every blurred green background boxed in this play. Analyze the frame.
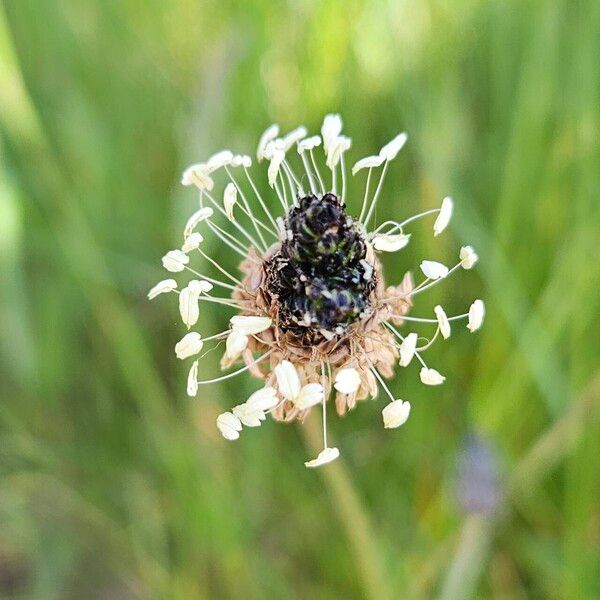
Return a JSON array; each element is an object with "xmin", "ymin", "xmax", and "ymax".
[{"xmin": 1, "ymin": 0, "xmax": 599, "ymax": 598}]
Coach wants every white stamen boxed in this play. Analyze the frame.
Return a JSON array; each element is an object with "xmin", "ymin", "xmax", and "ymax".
[
  {"xmin": 281, "ymin": 126, "xmax": 308, "ymax": 152},
  {"xmin": 194, "ymin": 350, "xmax": 273, "ymax": 386},
  {"xmin": 467, "ymin": 299, "xmax": 485, "ymax": 332},
  {"xmin": 148, "ymin": 279, "xmax": 177, "ymax": 299},
  {"xmin": 181, "ymin": 232, "xmax": 203, "ymax": 253},
  {"xmin": 184, "ymin": 207, "xmax": 213, "ymax": 239},
  {"xmin": 460, "ymin": 245, "xmax": 478, "ymax": 269},
  {"xmin": 352, "ymin": 155, "xmax": 384, "ymax": 175},
  {"xmin": 175, "ymin": 332, "xmax": 203, "ymax": 360},
  {"xmin": 382, "ymin": 399, "xmax": 411, "ymax": 428},
  {"xmin": 223, "ymin": 182, "xmax": 237, "ymax": 221},
  {"xmin": 420, "ymin": 260, "xmax": 449, "ymax": 280},
  {"xmin": 434, "ymin": 305, "xmax": 451, "ymax": 339},
  {"xmin": 433, "ymin": 196, "xmax": 453, "ymax": 236},
  {"xmin": 419, "ymin": 367, "xmax": 446, "ymax": 386},
  {"xmin": 304, "ymin": 447, "xmax": 340, "ymax": 468},
  {"xmin": 321, "ymin": 114, "xmax": 343, "ymax": 154},
  {"xmin": 162, "ymin": 249, "xmax": 189, "ymax": 272},
  {"xmin": 379, "ymin": 132, "xmax": 407, "ymax": 161},
  {"xmin": 257, "ymin": 124, "xmax": 279, "ymax": 161},
  {"xmin": 372, "ymin": 233, "xmax": 411, "ymax": 252}
]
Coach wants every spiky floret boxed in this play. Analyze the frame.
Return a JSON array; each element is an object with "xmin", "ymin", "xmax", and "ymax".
[{"xmin": 150, "ymin": 114, "xmax": 485, "ymax": 468}]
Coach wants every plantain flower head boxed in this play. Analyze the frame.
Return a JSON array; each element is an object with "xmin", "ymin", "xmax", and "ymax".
[{"xmin": 149, "ymin": 115, "xmax": 484, "ymax": 467}]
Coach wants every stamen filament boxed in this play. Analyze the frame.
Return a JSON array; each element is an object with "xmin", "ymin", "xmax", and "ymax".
[
  {"xmin": 409, "ymin": 263, "xmax": 462, "ymax": 297},
  {"xmin": 224, "ymin": 166, "xmax": 271, "ymax": 248},
  {"xmin": 275, "ymin": 175, "xmax": 289, "ymax": 210},
  {"xmin": 182, "ymin": 266, "xmax": 238, "ymax": 292},
  {"xmin": 198, "ymin": 296, "xmax": 248, "ymax": 310},
  {"xmin": 362, "ymin": 160, "xmax": 389, "ymax": 228},
  {"xmin": 368, "ymin": 362, "xmax": 396, "ymax": 402},
  {"xmin": 283, "ymin": 159, "xmax": 304, "ymax": 196},
  {"xmin": 340, "ymin": 154, "xmax": 347, "ymax": 205},
  {"xmin": 309, "ymin": 148, "xmax": 326, "ymax": 193},
  {"xmin": 358, "ymin": 167, "xmax": 374, "ymax": 223},
  {"xmin": 371, "ymin": 220, "xmax": 405, "ymax": 235},
  {"xmin": 300, "ymin": 152, "xmax": 317, "ymax": 194},
  {"xmin": 194, "ymin": 350, "xmax": 273, "ymax": 386},
  {"xmin": 235, "ymin": 202, "xmax": 278, "ymax": 237},
  {"xmin": 243, "ymin": 167, "xmax": 279, "ymax": 231},
  {"xmin": 197, "ymin": 248, "xmax": 244, "ymax": 286},
  {"xmin": 394, "ymin": 208, "xmax": 440, "ymax": 230},
  {"xmin": 331, "ymin": 164, "xmax": 337, "ymax": 194},
  {"xmin": 203, "ymin": 191, "xmax": 265, "ymax": 252},
  {"xmin": 202, "ymin": 330, "xmax": 231, "ymax": 342},
  {"xmin": 417, "ymin": 327, "xmax": 440, "ymax": 351},
  {"xmin": 281, "ymin": 161, "xmax": 299, "ymax": 204},
  {"xmin": 387, "ymin": 313, "xmax": 470, "ymax": 323},
  {"xmin": 321, "ymin": 362, "xmax": 328, "ymax": 448},
  {"xmin": 206, "ymin": 221, "xmax": 253, "ymax": 260}
]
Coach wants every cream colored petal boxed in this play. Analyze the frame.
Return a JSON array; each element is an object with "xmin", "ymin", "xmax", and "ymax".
[
  {"xmin": 326, "ymin": 135, "xmax": 351, "ymax": 169},
  {"xmin": 274, "ymin": 360, "xmax": 301, "ymax": 401},
  {"xmin": 179, "ymin": 286, "xmax": 200, "ymax": 329},
  {"xmin": 162, "ymin": 250, "xmax": 189, "ymax": 273},
  {"xmin": 321, "ymin": 114, "xmax": 343, "ymax": 152},
  {"xmin": 216, "ymin": 411, "xmax": 242, "ymax": 440},
  {"xmin": 434, "ymin": 305, "xmax": 451, "ymax": 339},
  {"xmin": 372, "ymin": 233, "xmax": 411, "ymax": 252},
  {"xmin": 352, "ymin": 155, "xmax": 384, "ymax": 175},
  {"xmin": 181, "ymin": 165, "xmax": 214, "ymax": 190},
  {"xmin": 433, "ymin": 196, "xmax": 453, "ymax": 236},
  {"xmin": 188, "ymin": 279, "xmax": 213, "ymax": 294},
  {"xmin": 281, "ymin": 126, "xmax": 308, "ymax": 152},
  {"xmin": 148, "ymin": 279, "xmax": 177, "ymax": 299},
  {"xmin": 295, "ymin": 383, "xmax": 324, "ymax": 410},
  {"xmin": 268, "ymin": 149, "xmax": 285, "ymax": 187},
  {"xmin": 175, "ymin": 332, "xmax": 203, "ymax": 360},
  {"xmin": 231, "ymin": 154, "xmax": 252, "ymax": 168},
  {"xmin": 246, "ymin": 387, "xmax": 279, "ymax": 411},
  {"xmin": 419, "ymin": 367, "xmax": 446, "ymax": 385},
  {"xmin": 181, "ymin": 232, "xmax": 203, "ymax": 253},
  {"xmin": 467, "ymin": 299, "xmax": 485, "ymax": 332},
  {"xmin": 206, "ymin": 150, "xmax": 233, "ymax": 172},
  {"xmin": 379, "ymin": 132, "xmax": 407, "ymax": 161},
  {"xmin": 257, "ymin": 124, "xmax": 279, "ymax": 161},
  {"xmin": 304, "ymin": 447, "xmax": 340, "ymax": 468},
  {"xmin": 186, "ymin": 360, "xmax": 198, "ymax": 397},
  {"xmin": 223, "ymin": 182, "xmax": 237, "ymax": 221},
  {"xmin": 229, "ymin": 315, "xmax": 272, "ymax": 335},
  {"xmin": 399, "ymin": 333, "xmax": 418, "ymax": 367},
  {"xmin": 232, "ymin": 403, "xmax": 264, "ymax": 427},
  {"xmin": 334, "ymin": 368, "xmax": 361, "ymax": 395},
  {"xmin": 225, "ymin": 330, "xmax": 248, "ymax": 360},
  {"xmin": 382, "ymin": 400, "xmax": 411, "ymax": 428},
  {"xmin": 460, "ymin": 245, "xmax": 478, "ymax": 269},
  {"xmin": 183, "ymin": 207, "xmax": 213, "ymax": 239},
  {"xmin": 420, "ymin": 260, "xmax": 449, "ymax": 280},
  {"xmin": 297, "ymin": 135, "xmax": 322, "ymax": 153}
]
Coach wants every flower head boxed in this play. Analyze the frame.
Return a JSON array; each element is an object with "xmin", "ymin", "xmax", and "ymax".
[{"xmin": 150, "ymin": 115, "xmax": 483, "ymax": 467}]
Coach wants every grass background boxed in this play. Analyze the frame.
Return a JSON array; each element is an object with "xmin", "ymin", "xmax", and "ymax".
[{"xmin": 1, "ymin": 0, "xmax": 599, "ymax": 598}]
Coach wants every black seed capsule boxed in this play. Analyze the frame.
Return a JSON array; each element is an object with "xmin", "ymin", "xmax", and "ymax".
[{"xmin": 265, "ymin": 193, "xmax": 375, "ymax": 339}]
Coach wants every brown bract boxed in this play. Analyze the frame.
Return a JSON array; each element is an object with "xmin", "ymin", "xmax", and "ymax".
[{"xmin": 222, "ymin": 243, "xmax": 414, "ymax": 419}]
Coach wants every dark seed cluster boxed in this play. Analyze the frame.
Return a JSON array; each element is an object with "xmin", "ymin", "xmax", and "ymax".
[{"xmin": 264, "ymin": 193, "xmax": 376, "ymax": 340}]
